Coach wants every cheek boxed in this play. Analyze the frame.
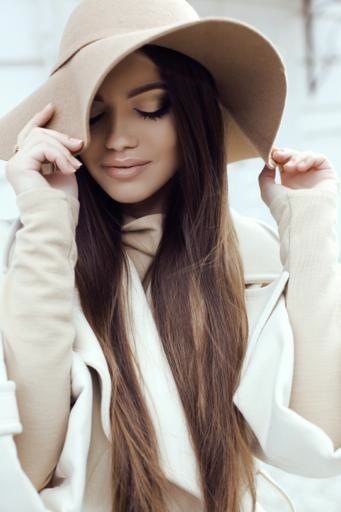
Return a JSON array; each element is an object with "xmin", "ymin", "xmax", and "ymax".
[{"xmin": 151, "ymin": 118, "xmax": 178, "ymax": 162}]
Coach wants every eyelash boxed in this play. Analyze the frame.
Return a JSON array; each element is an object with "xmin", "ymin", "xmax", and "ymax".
[{"xmin": 90, "ymin": 97, "xmax": 171, "ymax": 125}]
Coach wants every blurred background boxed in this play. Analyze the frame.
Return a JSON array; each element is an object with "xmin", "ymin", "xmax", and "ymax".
[{"xmin": 1, "ymin": 1, "xmax": 341, "ymax": 510}]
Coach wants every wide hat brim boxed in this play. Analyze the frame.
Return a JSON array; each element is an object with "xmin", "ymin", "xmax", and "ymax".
[{"xmin": 0, "ymin": 17, "xmax": 286, "ymax": 165}]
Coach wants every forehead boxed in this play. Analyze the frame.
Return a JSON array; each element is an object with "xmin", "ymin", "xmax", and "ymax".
[{"xmin": 95, "ymin": 51, "xmax": 162, "ymax": 100}]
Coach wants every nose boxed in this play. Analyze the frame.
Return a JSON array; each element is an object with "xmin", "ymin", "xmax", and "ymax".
[{"xmin": 105, "ymin": 113, "xmax": 138, "ymax": 151}]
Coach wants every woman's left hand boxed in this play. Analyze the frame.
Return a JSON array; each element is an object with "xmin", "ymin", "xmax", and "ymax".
[{"xmin": 259, "ymin": 147, "xmax": 338, "ymax": 207}]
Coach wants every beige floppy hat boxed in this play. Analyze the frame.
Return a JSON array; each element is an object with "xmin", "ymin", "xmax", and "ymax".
[{"xmin": 0, "ymin": 0, "xmax": 286, "ymax": 165}]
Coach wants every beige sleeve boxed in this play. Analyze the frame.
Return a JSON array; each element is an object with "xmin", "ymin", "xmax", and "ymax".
[
  {"xmin": 0, "ymin": 186, "xmax": 80, "ymax": 491},
  {"xmin": 268, "ymin": 186, "xmax": 341, "ymax": 449}
]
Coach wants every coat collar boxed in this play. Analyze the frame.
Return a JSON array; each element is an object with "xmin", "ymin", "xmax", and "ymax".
[{"xmin": 121, "ymin": 212, "xmax": 165, "ymax": 286}]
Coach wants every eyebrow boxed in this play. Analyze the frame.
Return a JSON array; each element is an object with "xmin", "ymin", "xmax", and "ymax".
[{"xmin": 94, "ymin": 81, "xmax": 167, "ymax": 101}]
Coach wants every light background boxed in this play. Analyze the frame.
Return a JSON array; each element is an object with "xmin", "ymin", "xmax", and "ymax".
[{"xmin": 1, "ymin": 1, "xmax": 341, "ymax": 510}]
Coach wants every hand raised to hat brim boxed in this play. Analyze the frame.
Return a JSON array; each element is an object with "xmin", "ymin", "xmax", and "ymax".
[
  {"xmin": 258, "ymin": 146, "xmax": 338, "ymax": 208},
  {"xmin": 5, "ymin": 103, "xmax": 83, "ymax": 200}
]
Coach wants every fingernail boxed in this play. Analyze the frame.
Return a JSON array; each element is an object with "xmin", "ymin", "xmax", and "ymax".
[{"xmin": 69, "ymin": 137, "xmax": 83, "ymax": 143}]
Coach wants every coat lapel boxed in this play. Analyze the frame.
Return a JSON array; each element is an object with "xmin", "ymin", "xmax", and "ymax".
[{"xmin": 71, "ymin": 289, "xmax": 113, "ymax": 443}]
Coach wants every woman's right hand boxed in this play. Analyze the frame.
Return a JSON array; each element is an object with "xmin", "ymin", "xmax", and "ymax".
[{"xmin": 5, "ymin": 103, "xmax": 84, "ymax": 199}]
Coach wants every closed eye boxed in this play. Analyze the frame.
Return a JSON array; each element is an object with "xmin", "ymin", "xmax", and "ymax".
[{"xmin": 90, "ymin": 95, "xmax": 171, "ymax": 125}]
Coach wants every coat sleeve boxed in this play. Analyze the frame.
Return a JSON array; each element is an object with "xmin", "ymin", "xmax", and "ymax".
[
  {"xmin": 0, "ymin": 186, "xmax": 79, "ymax": 491},
  {"xmin": 233, "ymin": 183, "xmax": 341, "ymax": 478},
  {"xmin": 268, "ymin": 186, "xmax": 341, "ymax": 449}
]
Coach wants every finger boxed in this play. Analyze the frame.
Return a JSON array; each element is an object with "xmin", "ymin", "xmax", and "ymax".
[
  {"xmin": 281, "ymin": 153, "xmax": 311, "ymax": 172},
  {"xmin": 281, "ymin": 152, "xmax": 319, "ymax": 172},
  {"xmin": 23, "ymin": 132, "xmax": 82, "ymax": 168},
  {"xmin": 17, "ymin": 103, "xmax": 55, "ymax": 146},
  {"xmin": 258, "ymin": 165, "xmax": 275, "ymax": 181},
  {"xmin": 258, "ymin": 165, "xmax": 277, "ymax": 204},
  {"xmin": 258, "ymin": 165, "xmax": 276, "ymax": 189},
  {"xmin": 296, "ymin": 154, "xmax": 327, "ymax": 171},
  {"xmin": 281, "ymin": 159, "xmax": 298, "ymax": 172},
  {"xmin": 271, "ymin": 145, "xmax": 283, "ymax": 155},
  {"xmin": 29, "ymin": 142, "xmax": 80, "ymax": 174},
  {"xmin": 38, "ymin": 127, "xmax": 83, "ymax": 153},
  {"xmin": 271, "ymin": 147, "xmax": 300, "ymax": 165},
  {"xmin": 42, "ymin": 146, "xmax": 79, "ymax": 174},
  {"xmin": 21, "ymin": 136, "xmax": 82, "ymax": 172},
  {"xmin": 295, "ymin": 154, "xmax": 323, "ymax": 172},
  {"xmin": 22, "ymin": 125, "xmax": 83, "ymax": 156}
]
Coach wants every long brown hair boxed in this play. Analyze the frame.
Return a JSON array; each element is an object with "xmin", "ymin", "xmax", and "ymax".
[{"xmin": 75, "ymin": 44, "xmax": 257, "ymax": 511}]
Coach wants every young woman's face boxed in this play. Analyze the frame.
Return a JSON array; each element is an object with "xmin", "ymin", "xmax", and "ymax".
[{"xmin": 80, "ymin": 50, "xmax": 178, "ymax": 211}]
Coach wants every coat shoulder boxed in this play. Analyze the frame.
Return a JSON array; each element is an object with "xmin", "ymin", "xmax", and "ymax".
[{"xmin": 230, "ymin": 208, "xmax": 282, "ymax": 279}]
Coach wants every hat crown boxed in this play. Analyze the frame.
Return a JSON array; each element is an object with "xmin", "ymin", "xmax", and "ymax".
[{"xmin": 51, "ymin": 0, "xmax": 199, "ymax": 75}]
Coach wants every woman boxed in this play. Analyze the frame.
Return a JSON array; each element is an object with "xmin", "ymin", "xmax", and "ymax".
[{"xmin": 0, "ymin": 1, "xmax": 340, "ymax": 511}]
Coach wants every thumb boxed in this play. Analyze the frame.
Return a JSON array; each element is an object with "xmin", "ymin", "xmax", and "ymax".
[
  {"xmin": 258, "ymin": 164, "xmax": 276, "ymax": 183},
  {"xmin": 258, "ymin": 164, "xmax": 276, "ymax": 206}
]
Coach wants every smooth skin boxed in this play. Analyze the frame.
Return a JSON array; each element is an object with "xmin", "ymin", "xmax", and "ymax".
[{"xmin": 80, "ymin": 50, "xmax": 178, "ymax": 217}]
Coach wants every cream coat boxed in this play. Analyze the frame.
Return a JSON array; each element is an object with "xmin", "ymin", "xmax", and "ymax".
[{"xmin": 0, "ymin": 185, "xmax": 341, "ymax": 512}]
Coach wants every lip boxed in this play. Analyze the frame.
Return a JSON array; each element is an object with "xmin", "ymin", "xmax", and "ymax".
[
  {"xmin": 103, "ymin": 162, "xmax": 150, "ymax": 179},
  {"xmin": 101, "ymin": 158, "xmax": 150, "ymax": 167}
]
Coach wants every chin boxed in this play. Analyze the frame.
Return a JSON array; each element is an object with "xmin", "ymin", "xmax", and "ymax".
[{"xmin": 105, "ymin": 188, "xmax": 155, "ymax": 205}]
